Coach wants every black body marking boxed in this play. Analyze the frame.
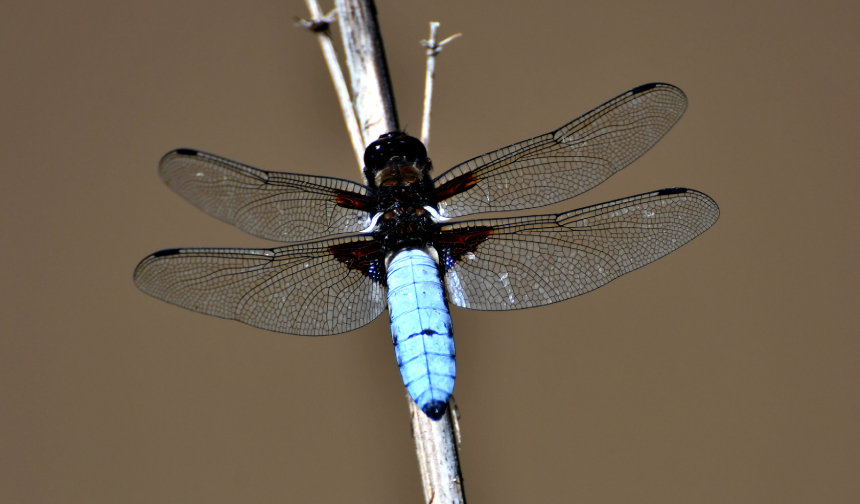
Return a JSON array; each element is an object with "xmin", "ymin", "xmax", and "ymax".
[
  {"xmin": 152, "ymin": 248, "xmax": 181, "ymax": 257},
  {"xmin": 657, "ymin": 187, "xmax": 689, "ymax": 196},
  {"xmin": 422, "ymin": 400, "xmax": 447, "ymax": 420},
  {"xmin": 631, "ymin": 82, "xmax": 659, "ymax": 94}
]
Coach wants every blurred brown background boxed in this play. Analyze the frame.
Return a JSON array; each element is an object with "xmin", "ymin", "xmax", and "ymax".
[{"xmin": 1, "ymin": 1, "xmax": 857, "ymax": 502}]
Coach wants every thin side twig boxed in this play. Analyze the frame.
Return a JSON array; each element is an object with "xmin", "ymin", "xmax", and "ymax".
[
  {"xmin": 420, "ymin": 23, "xmax": 461, "ymax": 147},
  {"xmin": 298, "ymin": 0, "xmax": 365, "ymax": 169}
]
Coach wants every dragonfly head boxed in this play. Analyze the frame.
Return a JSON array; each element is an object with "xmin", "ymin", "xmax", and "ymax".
[{"xmin": 364, "ymin": 132, "xmax": 433, "ymax": 191}]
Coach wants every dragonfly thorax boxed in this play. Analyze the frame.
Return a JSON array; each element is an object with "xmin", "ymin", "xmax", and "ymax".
[
  {"xmin": 373, "ymin": 199, "xmax": 439, "ymax": 257},
  {"xmin": 366, "ymin": 136, "xmax": 440, "ymax": 254}
]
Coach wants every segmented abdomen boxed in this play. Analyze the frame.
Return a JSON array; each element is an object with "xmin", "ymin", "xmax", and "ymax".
[{"xmin": 386, "ymin": 248, "xmax": 455, "ymax": 420}]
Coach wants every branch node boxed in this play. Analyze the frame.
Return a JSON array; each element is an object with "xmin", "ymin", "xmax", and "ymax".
[
  {"xmin": 420, "ymin": 23, "xmax": 462, "ymax": 56},
  {"xmin": 295, "ymin": 7, "xmax": 337, "ymax": 33}
]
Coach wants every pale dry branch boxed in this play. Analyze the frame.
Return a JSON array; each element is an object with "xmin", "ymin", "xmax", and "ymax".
[{"xmin": 298, "ymin": 0, "xmax": 366, "ymax": 169}]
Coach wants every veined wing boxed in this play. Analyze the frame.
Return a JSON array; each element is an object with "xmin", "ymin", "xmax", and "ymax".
[
  {"xmin": 439, "ymin": 188, "xmax": 718, "ymax": 310},
  {"xmin": 133, "ymin": 235, "xmax": 386, "ymax": 335},
  {"xmin": 432, "ymin": 83, "xmax": 687, "ymax": 217},
  {"xmin": 159, "ymin": 149, "xmax": 377, "ymax": 242}
]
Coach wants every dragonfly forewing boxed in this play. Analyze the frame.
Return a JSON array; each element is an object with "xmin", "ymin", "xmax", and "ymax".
[
  {"xmin": 159, "ymin": 149, "xmax": 375, "ymax": 242},
  {"xmin": 433, "ymin": 83, "xmax": 687, "ymax": 217}
]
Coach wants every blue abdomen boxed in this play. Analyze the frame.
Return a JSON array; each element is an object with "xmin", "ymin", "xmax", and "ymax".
[{"xmin": 386, "ymin": 248, "xmax": 455, "ymax": 420}]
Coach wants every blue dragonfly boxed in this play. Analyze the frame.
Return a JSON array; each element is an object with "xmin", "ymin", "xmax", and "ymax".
[{"xmin": 134, "ymin": 83, "xmax": 719, "ymax": 420}]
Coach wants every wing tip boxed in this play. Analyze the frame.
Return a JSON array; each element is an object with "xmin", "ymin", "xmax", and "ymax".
[
  {"xmin": 656, "ymin": 187, "xmax": 721, "ymax": 227},
  {"xmin": 657, "ymin": 186, "xmax": 719, "ymax": 205},
  {"xmin": 630, "ymin": 82, "xmax": 683, "ymax": 95},
  {"xmin": 158, "ymin": 148, "xmax": 200, "ymax": 176},
  {"xmin": 133, "ymin": 248, "xmax": 181, "ymax": 283},
  {"xmin": 630, "ymin": 83, "xmax": 687, "ymax": 109},
  {"xmin": 160, "ymin": 148, "xmax": 200, "ymax": 164}
]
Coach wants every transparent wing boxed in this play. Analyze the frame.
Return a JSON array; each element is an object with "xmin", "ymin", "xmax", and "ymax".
[
  {"xmin": 432, "ymin": 83, "xmax": 687, "ymax": 217},
  {"xmin": 440, "ymin": 188, "xmax": 718, "ymax": 310},
  {"xmin": 133, "ymin": 235, "xmax": 386, "ymax": 335},
  {"xmin": 159, "ymin": 149, "xmax": 376, "ymax": 242}
]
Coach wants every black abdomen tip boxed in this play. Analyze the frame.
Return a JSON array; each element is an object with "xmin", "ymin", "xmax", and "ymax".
[{"xmin": 422, "ymin": 400, "xmax": 448, "ymax": 420}]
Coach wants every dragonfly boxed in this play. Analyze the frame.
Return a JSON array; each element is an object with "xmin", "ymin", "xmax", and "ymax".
[{"xmin": 134, "ymin": 83, "xmax": 719, "ymax": 420}]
